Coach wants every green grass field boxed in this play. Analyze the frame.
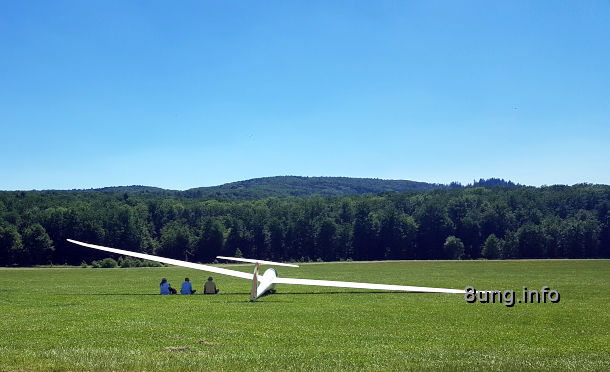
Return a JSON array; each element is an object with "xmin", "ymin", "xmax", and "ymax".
[{"xmin": 1, "ymin": 260, "xmax": 609, "ymax": 371}]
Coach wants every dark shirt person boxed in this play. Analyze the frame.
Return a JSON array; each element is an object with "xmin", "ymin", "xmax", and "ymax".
[
  {"xmin": 204, "ymin": 277, "xmax": 219, "ymax": 294},
  {"xmin": 181, "ymin": 277, "xmax": 196, "ymax": 295}
]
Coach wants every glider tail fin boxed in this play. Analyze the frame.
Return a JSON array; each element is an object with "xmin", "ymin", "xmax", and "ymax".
[{"xmin": 250, "ymin": 262, "xmax": 259, "ymax": 302}]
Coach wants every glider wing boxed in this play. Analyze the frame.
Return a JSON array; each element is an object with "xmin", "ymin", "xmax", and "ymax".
[
  {"xmin": 272, "ymin": 277, "xmax": 465, "ymax": 294},
  {"xmin": 67, "ymin": 239, "xmax": 253, "ymax": 280}
]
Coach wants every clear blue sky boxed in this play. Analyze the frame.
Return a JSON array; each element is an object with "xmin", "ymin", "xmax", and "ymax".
[{"xmin": 1, "ymin": 1, "xmax": 609, "ymax": 190}]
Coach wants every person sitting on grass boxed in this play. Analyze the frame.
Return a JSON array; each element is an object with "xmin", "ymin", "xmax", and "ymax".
[
  {"xmin": 160, "ymin": 278, "xmax": 176, "ymax": 295},
  {"xmin": 180, "ymin": 277, "xmax": 196, "ymax": 295},
  {"xmin": 204, "ymin": 277, "xmax": 219, "ymax": 294}
]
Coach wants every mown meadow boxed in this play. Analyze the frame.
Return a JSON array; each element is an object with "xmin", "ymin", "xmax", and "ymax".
[{"xmin": 1, "ymin": 260, "xmax": 608, "ymax": 371}]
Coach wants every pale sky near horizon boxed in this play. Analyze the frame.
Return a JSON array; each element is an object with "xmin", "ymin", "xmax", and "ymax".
[{"xmin": 1, "ymin": 1, "xmax": 609, "ymax": 190}]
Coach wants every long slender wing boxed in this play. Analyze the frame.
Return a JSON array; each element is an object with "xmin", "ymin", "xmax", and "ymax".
[
  {"xmin": 67, "ymin": 239, "xmax": 253, "ymax": 280},
  {"xmin": 273, "ymin": 277, "xmax": 465, "ymax": 294}
]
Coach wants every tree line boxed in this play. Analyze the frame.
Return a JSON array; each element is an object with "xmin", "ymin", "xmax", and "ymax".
[{"xmin": 1, "ymin": 184, "xmax": 609, "ymax": 266}]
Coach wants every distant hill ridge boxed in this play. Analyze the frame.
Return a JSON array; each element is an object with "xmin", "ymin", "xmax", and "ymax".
[
  {"xmin": 70, "ymin": 176, "xmax": 519, "ymax": 199},
  {"xmin": 183, "ymin": 176, "xmax": 443, "ymax": 199}
]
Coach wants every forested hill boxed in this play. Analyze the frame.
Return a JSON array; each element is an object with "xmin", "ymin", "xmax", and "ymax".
[
  {"xmin": 38, "ymin": 176, "xmax": 517, "ymax": 199},
  {"xmin": 183, "ymin": 176, "xmax": 444, "ymax": 199},
  {"xmin": 1, "ymin": 182, "xmax": 609, "ymax": 267}
]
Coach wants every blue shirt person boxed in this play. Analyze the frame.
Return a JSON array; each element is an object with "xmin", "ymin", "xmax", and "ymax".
[
  {"xmin": 160, "ymin": 278, "xmax": 173, "ymax": 295},
  {"xmin": 181, "ymin": 277, "xmax": 196, "ymax": 295}
]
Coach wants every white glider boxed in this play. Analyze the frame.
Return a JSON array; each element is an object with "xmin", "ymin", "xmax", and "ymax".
[{"xmin": 67, "ymin": 239, "xmax": 465, "ymax": 301}]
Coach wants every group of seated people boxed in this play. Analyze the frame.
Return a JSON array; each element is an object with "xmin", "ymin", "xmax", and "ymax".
[{"xmin": 160, "ymin": 277, "xmax": 219, "ymax": 295}]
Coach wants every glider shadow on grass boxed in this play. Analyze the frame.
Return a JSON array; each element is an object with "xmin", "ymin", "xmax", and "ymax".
[{"xmin": 58, "ymin": 290, "xmax": 419, "ymax": 297}]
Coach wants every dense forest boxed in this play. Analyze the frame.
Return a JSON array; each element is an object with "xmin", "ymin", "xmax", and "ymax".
[{"xmin": 0, "ymin": 179, "xmax": 608, "ymax": 266}]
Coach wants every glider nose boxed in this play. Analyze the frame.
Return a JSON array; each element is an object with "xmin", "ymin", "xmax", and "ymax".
[{"xmin": 254, "ymin": 268, "xmax": 278, "ymax": 300}]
